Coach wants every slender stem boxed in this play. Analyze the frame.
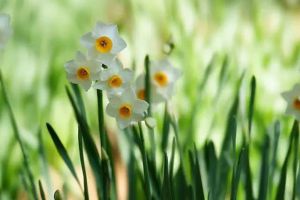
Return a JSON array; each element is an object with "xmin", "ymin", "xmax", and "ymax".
[
  {"xmin": 0, "ymin": 72, "xmax": 38, "ymax": 200},
  {"xmin": 97, "ymin": 90, "xmax": 106, "ymax": 150}
]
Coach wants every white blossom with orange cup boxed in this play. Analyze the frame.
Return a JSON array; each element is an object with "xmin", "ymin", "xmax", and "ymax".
[
  {"xmin": 80, "ymin": 22, "xmax": 127, "ymax": 65},
  {"xmin": 93, "ymin": 59, "xmax": 133, "ymax": 95},
  {"xmin": 64, "ymin": 51, "xmax": 102, "ymax": 91},
  {"xmin": 150, "ymin": 59, "xmax": 181, "ymax": 101},
  {"xmin": 0, "ymin": 13, "xmax": 12, "ymax": 49},
  {"xmin": 106, "ymin": 88, "xmax": 149, "ymax": 129},
  {"xmin": 281, "ymin": 83, "xmax": 300, "ymax": 120},
  {"xmin": 135, "ymin": 74, "xmax": 165, "ymax": 103}
]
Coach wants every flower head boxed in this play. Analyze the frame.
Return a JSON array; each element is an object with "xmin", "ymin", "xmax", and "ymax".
[
  {"xmin": 0, "ymin": 14, "xmax": 12, "ymax": 49},
  {"xmin": 80, "ymin": 22, "xmax": 126, "ymax": 65},
  {"xmin": 135, "ymin": 74, "xmax": 165, "ymax": 103},
  {"xmin": 64, "ymin": 51, "xmax": 101, "ymax": 91},
  {"xmin": 150, "ymin": 59, "xmax": 181, "ymax": 101},
  {"xmin": 106, "ymin": 88, "xmax": 149, "ymax": 129},
  {"xmin": 281, "ymin": 83, "xmax": 300, "ymax": 120},
  {"xmin": 93, "ymin": 59, "xmax": 133, "ymax": 95}
]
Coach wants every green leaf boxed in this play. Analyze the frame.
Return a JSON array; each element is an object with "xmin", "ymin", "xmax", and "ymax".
[
  {"xmin": 292, "ymin": 121, "xmax": 299, "ymax": 200},
  {"xmin": 144, "ymin": 55, "xmax": 151, "ymax": 115},
  {"xmin": 258, "ymin": 134, "xmax": 270, "ymax": 200},
  {"xmin": 193, "ymin": 146, "xmax": 205, "ymax": 200},
  {"xmin": 161, "ymin": 103, "xmax": 171, "ymax": 151},
  {"xmin": 78, "ymin": 131, "xmax": 89, "ymax": 200},
  {"xmin": 66, "ymin": 87, "xmax": 104, "ymax": 200},
  {"xmin": 204, "ymin": 140, "xmax": 217, "ymax": 196},
  {"xmin": 96, "ymin": 90, "xmax": 107, "ymax": 150},
  {"xmin": 46, "ymin": 123, "xmax": 82, "ymax": 190},
  {"xmin": 248, "ymin": 76, "xmax": 256, "ymax": 136},
  {"xmin": 161, "ymin": 152, "xmax": 171, "ymax": 200},
  {"xmin": 230, "ymin": 148, "xmax": 246, "ymax": 200},
  {"xmin": 0, "ymin": 71, "xmax": 38, "ymax": 200},
  {"xmin": 275, "ymin": 120, "xmax": 298, "ymax": 200},
  {"xmin": 38, "ymin": 180, "xmax": 46, "ymax": 200},
  {"xmin": 269, "ymin": 121, "xmax": 280, "ymax": 196}
]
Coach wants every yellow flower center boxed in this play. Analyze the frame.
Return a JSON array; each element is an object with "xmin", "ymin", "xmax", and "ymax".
[
  {"xmin": 154, "ymin": 71, "xmax": 168, "ymax": 87},
  {"xmin": 108, "ymin": 75, "xmax": 123, "ymax": 88},
  {"xmin": 293, "ymin": 98, "xmax": 300, "ymax": 110},
  {"xmin": 119, "ymin": 104, "xmax": 132, "ymax": 119},
  {"xmin": 95, "ymin": 36, "xmax": 112, "ymax": 53},
  {"xmin": 137, "ymin": 89, "xmax": 145, "ymax": 100},
  {"xmin": 76, "ymin": 67, "xmax": 90, "ymax": 80}
]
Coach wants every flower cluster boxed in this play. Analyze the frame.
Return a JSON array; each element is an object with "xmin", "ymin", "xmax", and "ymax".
[
  {"xmin": 0, "ymin": 13, "xmax": 12, "ymax": 49},
  {"xmin": 64, "ymin": 22, "xmax": 181, "ymax": 128}
]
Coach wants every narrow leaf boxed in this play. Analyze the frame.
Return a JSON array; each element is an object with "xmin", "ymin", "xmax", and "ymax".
[
  {"xmin": 46, "ymin": 123, "xmax": 82, "ymax": 190},
  {"xmin": 38, "ymin": 180, "xmax": 46, "ymax": 200}
]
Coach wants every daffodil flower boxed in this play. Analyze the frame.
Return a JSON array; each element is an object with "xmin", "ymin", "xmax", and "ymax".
[
  {"xmin": 93, "ymin": 59, "xmax": 133, "ymax": 95},
  {"xmin": 150, "ymin": 59, "xmax": 181, "ymax": 101},
  {"xmin": 281, "ymin": 83, "xmax": 300, "ymax": 120},
  {"xmin": 135, "ymin": 74, "xmax": 165, "ymax": 103},
  {"xmin": 64, "ymin": 51, "xmax": 101, "ymax": 91},
  {"xmin": 106, "ymin": 88, "xmax": 149, "ymax": 129},
  {"xmin": 80, "ymin": 22, "xmax": 126, "ymax": 65},
  {"xmin": 0, "ymin": 14, "xmax": 12, "ymax": 49}
]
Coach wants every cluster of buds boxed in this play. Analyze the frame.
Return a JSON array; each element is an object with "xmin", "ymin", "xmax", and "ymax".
[{"xmin": 64, "ymin": 22, "xmax": 181, "ymax": 128}]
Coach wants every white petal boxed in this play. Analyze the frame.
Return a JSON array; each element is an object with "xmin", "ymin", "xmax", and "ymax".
[
  {"xmin": 75, "ymin": 51, "xmax": 87, "ymax": 63},
  {"xmin": 64, "ymin": 60, "xmax": 77, "ymax": 73},
  {"xmin": 67, "ymin": 73, "xmax": 79, "ymax": 84},
  {"xmin": 116, "ymin": 118, "xmax": 132, "ymax": 129},
  {"xmin": 96, "ymin": 53, "xmax": 116, "ymax": 65},
  {"xmin": 80, "ymin": 32, "xmax": 94, "ymax": 48},
  {"xmin": 122, "ymin": 69, "xmax": 133, "ymax": 82},
  {"xmin": 93, "ymin": 22, "xmax": 117, "ymax": 38},
  {"xmin": 121, "ymin": 87, "xmax": 136, "ymax": 102},
  {"xmin": 111, "ymin": 37, "xmax": 127, "ymax": 54},
  {"xmin": 106, "ymin": 103, "xmax": 117, "ymax": 117},
  {"xmin": 133, "ymin": 100, "xmax": 149, "ymax": 113},
  {"xmin": 93, "ymin": 81, "xmax": 107, "ymax": 90},
  {"xmin": 80, "ymin": 80, "xmax": 92, "ymax": 91}
]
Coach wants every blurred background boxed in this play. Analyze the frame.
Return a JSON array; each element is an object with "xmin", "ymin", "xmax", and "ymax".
[{"xmin": 0, "ymin": 0, "xmax": 300, "ymax": 199}]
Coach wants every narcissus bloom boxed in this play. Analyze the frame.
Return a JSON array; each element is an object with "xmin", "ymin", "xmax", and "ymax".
[
  {"xmin": 281, "ymin": 83, "xmax": 300, "ymax": 120},
  {"xmin": 93, "ymin": 59, "xmax": 133, "ymax": 95},
  {"xmin": 64, "ymin": 51, "xmax": 101, "ymax": 91},
  {"xmin": 135, "ymin": 74, "xmax": 165, "ymax": 103},
  {"xmin": 106, "ymin": 88, "xmax": 149, "ymax": 129},
  {"xmin": 150, "ymin": 59, "xmax": 181, "ymax": 101},
  {"xmin": 80, "ymin": 22, "xmax": 126, "ymax": 65},
  {"xmin": 0, "ymin": 14, "xmax": 12, "ymax": 49}
]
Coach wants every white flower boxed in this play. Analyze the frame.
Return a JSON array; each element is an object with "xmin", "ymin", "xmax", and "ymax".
[
  {"xmin": 281, "ymin": 83, "xmax": 300, "ymax": 120},
  {"xmin": 106, "ymin": 88, "xmax": 149, "ymax": 129},
  {"xmin": 64, "ymin": 51, "xmax": 101, "ymax": 91},
  {"xmin": 0, "ymin": 14, "xmax": 12, "ymax": 49},
  {"xmin": 135, "ymin": 74, "xmax": 165, "ymax": 103},
  {"xmin": 93, "ymin": 59, "xmax": 133, "ymax": 95},
  {"xmin": 80, "ymin": 22, "xmax": 126, "ymax": 65},
  {"xmin": 150, "ymin": 59, "xmax": 181, "ymax": 101}
]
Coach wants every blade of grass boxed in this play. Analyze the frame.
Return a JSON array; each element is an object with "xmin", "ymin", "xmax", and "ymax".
[
  {"xmin": 258, "ymin": 134, "xmax": 270, "ymax": 200},
  {"xmin": 248, "ymin": 76, "xmax": 256, "ymax": 136},
  {"xmin": 132, "ymin": 125, "xmax": 152, "ymax": 200},
  {"xmin": 269, "ymin": 121, "xmax": 280, "ymax": 196},
  {"xmin": 230, "ymin": 148, "xmax": 246, "ymax": 200},
  {"xmin": 161, "ymin": 103, "xmax": 171, "ymax": 151},
  {"xmin": 193, "ymin": 146, "xmax": 205, "ymax": 200},
  {"xmin": 169, "ymin": 137, "xmax": 176, "ymax": 200},
  {"xmin": 78, "ymin": 131, "xmax": 89, "ymax": 200},
  {"xmin": 275, "ymin": 120, "xmax": 298, "ymax": 200},
  {"xmin": 66, "ymin": 87, "xmax": 104, "ymax": 200},
  {"xmin": 144, "ymin": 55, "xmax": 156, "ymax": 162},
  {"xmin": 38, "ymin": 180, "xmax": 46, "ymax": 200},
  {"xmin": 46, "ymin": 123, "xmax": 82, "ymax": 191},
  {"xmin": 96, "ymin": 90, "xmax": 107, "ymax": 150},
  {"xmin": 292, "ymin": 121, "xmax": 299, "ymax": 200},
  {"xmin": 161, "ymin": 152, "xmax": 171, "ymax": 200},
  {"xmin": 0, "ymin": 71, "xmax": 38, "ymax": 200},
  {"xmin": 204, "ymin": 141, "xmax": 217, "ymax": 197}
]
